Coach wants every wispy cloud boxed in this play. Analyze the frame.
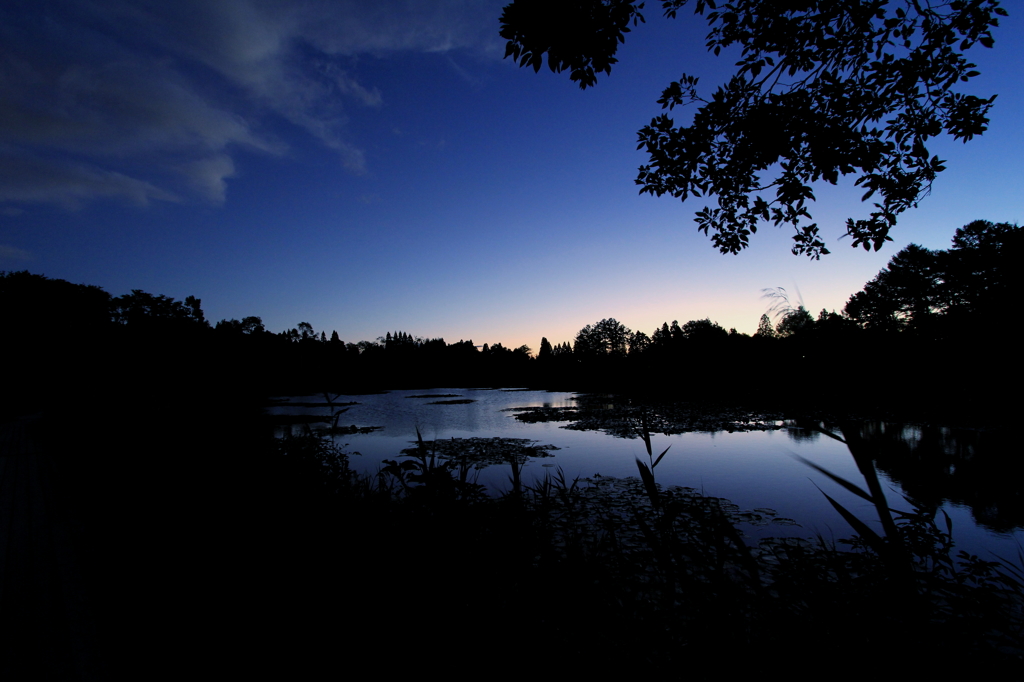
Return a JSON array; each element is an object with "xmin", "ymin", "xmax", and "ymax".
[
  {"xmin": 0, "ymin": 244, "xmax": 33, "ymax": 262},
  {"xmin": 0, "ymin": 0, "xmax": 504, "ymax": 209},
  {"xmin": 0, "ymin": 152, "xmax": 179, "ymax": 208},
  {"xmin": 181, "ymin": 154, "xmax": 236, "ymax": 205}
]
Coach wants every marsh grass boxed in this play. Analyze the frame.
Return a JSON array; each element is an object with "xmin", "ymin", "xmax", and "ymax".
[
  {"xmin": 273, "ymin": 414, "xmax": 1024, "ymax": 670},
  {"xmin": 790, "ymin": 422, "xmax": 1024, "ymax": 656}
]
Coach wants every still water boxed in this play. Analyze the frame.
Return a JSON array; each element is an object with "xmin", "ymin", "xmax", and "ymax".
[{"xmin": 268, "ymin": 388, "xmax": 1023, "ymax": 561}]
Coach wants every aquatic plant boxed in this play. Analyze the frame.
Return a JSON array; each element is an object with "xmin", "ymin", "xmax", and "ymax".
[
  {"xmin": 274, "ymin": 428, "xmax": 361, "ymax": 498},
  {"xmin": 379, "ymin": 430, "xmax": 490, "ymax": 505},
  {"xmin": 793, "ymin": 422, "xmax": 1024, "ymax": 655},
  {"xmin": 382, "ymin": 434, "xmax": 558, "ymax": 500},
  {"xmin": 270, "ymin": 412, "xmax": 1024, "ymax": 667},
  {"xmin": 506, "ymin": 395, "xmax": 785, "ymax": 435}
]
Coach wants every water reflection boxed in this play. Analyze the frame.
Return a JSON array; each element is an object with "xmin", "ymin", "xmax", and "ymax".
[
  {"xmin": 268, "ymin": 389, "xmax": 1022, "ymax": 557},
  {"xmin": 838, "ymin": 421, "xmax": 1022, "ymax": 534},
  {"xmin": 784, "ymin": 425, "xmax": 822, "ymax": 443}
]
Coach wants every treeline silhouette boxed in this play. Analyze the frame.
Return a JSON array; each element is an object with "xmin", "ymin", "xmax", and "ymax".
[{"xmin": 3, "ymin": 220, "xmax": 1019, "ymax": 420}]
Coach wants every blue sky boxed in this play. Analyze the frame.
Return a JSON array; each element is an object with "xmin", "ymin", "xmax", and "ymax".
[{"xmin": 2, "ymin": 1, "xmax": 1021, "ymax": 351}]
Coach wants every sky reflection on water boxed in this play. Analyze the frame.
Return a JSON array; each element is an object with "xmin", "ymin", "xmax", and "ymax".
[{"xmin": 269, "ymin": 389, "xmax": 1023, "ymax": 560}]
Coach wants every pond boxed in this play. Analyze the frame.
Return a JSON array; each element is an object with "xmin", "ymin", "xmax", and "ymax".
[{"xmin": 267, "ymin": 388, "xmax": 1024, "ymax": 561}]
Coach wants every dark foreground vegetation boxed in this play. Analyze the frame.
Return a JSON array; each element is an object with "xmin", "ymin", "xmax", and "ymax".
[
  {"xmin": 261, "ymin": 420, "xmax": 1024, "ymax": 673},
  {"xmin": 13, "ymin": 389, "xmax": 1020, "ymax": 679},
  {"xmin": 272, "ymin": 424, "xmax": 1024, "ymax": 673}
]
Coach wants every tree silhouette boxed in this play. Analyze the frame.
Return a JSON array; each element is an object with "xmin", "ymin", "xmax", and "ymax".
[
  {"xmin": 215, "ymin": 317, "xmax": 259, "ymax": 335},
  {"xmin": 538, "ymin": 336, "xmax": 554, "ymax": 360},
  {"xmin": 574, "ymin": 318, "xmax": 630, "ymax": 358},
  {"xmin": 500, "ymin": 1, "xmax": 1005, "ymax": 257},
  {"xmin": 775, "ymin": 306, "xmax": 814, "ymax": 337},
  {"xmin": 651, "ymin": 321, "xmax": 672, "ymax": 349},
  {"xmin": 939, "ymin": 219, "xmax": 1022, "ymax": 319},
  {"xmin": 627, "ymin": 329, "xmax": 650, "ymax": 355},
  {"xmin": 111, "ymin": 289, "xmax": 209, "ymax": 331},
  {"xmin": 845, "ymin": 243, "xmax": 939, "ymax": 331},
  {"xmin": 844, "ymin": 220, "xmax": 1021, "ymax": 331},
  {"xmin": 680, "ymin": 318, "xmax": 728, "ymax": 343},
  {"xmin": 754, "ymin": 313, "xmax": 776, "ymax": 339},
  {"xmin": 1, "ymin": 270, "xmax": 111, "ymax": 337}
]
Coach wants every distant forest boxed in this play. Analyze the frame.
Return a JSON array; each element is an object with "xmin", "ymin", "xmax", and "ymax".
[{"xmin": 4, "ymin": 220, "xmax": 1019, "ymax": 420}]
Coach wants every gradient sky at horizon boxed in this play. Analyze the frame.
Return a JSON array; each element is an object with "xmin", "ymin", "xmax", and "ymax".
[{"xmin": 2, "ymin": 1, "xmax": 1021, "ymax": 351}]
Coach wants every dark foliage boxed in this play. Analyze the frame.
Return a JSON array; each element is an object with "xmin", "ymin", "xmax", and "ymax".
[
  {"xmin": 4, "ymin": 218, "xmax": 1018, "ymax": 421},
  {"xmin": 500, "ymin": 1, "xmax": 1005, "ymax": 257},
  {"xmin": 290, "ymin": 423, "xmax": 1024, "ymax": 671},
  {"xmin": 844, "ymin": 220, "xmax": 1022, "ymax": 333}
]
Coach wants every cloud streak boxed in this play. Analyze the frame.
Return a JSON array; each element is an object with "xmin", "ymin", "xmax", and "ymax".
[
  {"xmin": 0, "ymin": 152, "xmax": 179, "ymax": 207},
  {"xmin": 0, "ymin": 244, "xmax": 33, "ymax": 262},
  {"xmin": 0, "ymin": 0, "xmax": 503, "ymax": 209}
]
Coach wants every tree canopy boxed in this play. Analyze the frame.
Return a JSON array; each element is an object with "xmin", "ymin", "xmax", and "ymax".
[
  {"xmin": 500, "ymin": 0, "xmax": 1005, "ymax": 258},
  {"xmin": 574, "ymin": 317, "xmax": 630, "ymax": 358},
  {"xmin": 843, "ymin": 220, "xmax": 1021, "ymax": 331}
]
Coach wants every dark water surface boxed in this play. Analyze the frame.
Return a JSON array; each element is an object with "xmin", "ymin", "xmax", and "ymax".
[{"xmin": 268, "ymin": 388, "xmax": 1023, "ymax": 561}]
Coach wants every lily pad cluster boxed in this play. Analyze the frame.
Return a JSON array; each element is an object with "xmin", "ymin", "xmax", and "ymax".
[
  {"xmin": 399, "ymin": 436, "xmax": 559, "ymax": 469},
  {"xmin": 507, "ymin": 395, "xmax": 785, "ymax": 438}
]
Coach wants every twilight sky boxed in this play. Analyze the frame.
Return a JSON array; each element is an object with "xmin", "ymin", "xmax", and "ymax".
[{"xmin": 2, "ymin": 1, "xmax": 1021, "ymax": 350}]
